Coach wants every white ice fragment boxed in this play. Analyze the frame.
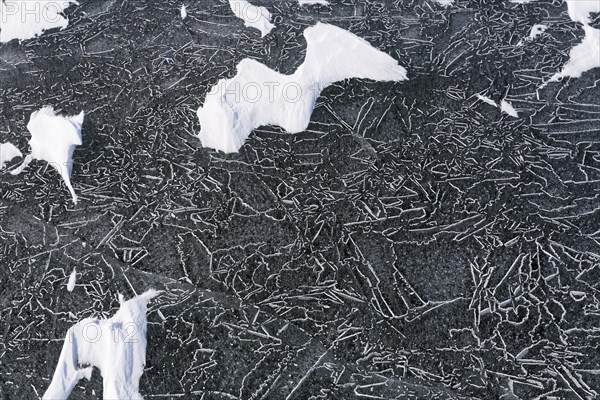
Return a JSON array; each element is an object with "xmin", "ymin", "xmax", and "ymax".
[
  {"xmin": 0, "ymin": 1, "xmax": 78, "ymax": 43},
  {"xmin": 11, "ymin": 107, "xmax": 84, "ymax": 204},
  {"xmin": 229, "ymin": 0, "xmax": 275, "ymax": 37},
  {"xmin": 298, "ymin": 0, "xmax": 329, "ymax": 5},
  {"xmin": 510, "ymin": 0, "xmax": 537, "ymax": 4},
  {"xmin": 500, "ymin": 100, "xmax": 519, "ymax": 118},
  {"xmin": 196, "ymin": 22, "xmax": 408, "ymax": 153},
  {"xmin": 180, "ymin": 4, "xmax": 187, "ymax": 19},
  {"xmin": 66, "ymin": 268, "xmax": 76, "ymax": 292},
  {"xmin": 0, "ymin": 142, "xmax": 22, "ymax": 169},
  {"xmin": 42, "ymin": 290, "xmax": 159, "ymax": 400}
]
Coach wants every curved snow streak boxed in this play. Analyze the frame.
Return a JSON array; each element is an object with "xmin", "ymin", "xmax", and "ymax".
[
  {"xmin": 42, "ymin": 290, "xmax": 159, "ymax": 400},
  {"xmin": 0, "ymin": 1, "xmax": 77, "ymax": 43},
  {"xmin": 229, "ymin": 0, "xmax": 274, "ymax": 37},
  {"xmin": 11, "ymin": 107, "xmax": 84, "ymax": 204},
  {"xmin": 196, "ymin": 23, "xmax": 408, "ymax": 153}
]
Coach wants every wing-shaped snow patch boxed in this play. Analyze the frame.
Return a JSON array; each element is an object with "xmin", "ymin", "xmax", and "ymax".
[
  {"xmin": 11, "ymin": 107, "xmax": 84, "ymax": 204},
  {"xmin": 42, "ymin": 290, "xmax": 159, "ymax": 400},
  {"xmin": 0, "ymin": 1, "xmax": 78, "ymax": 43},
  {"xmin": 229, "ymin": 0, "xmax": 274, "ymax": 37},
  {"xmin": 196, "ymin": 22, "xmax": 407, "ymax": 153},
  {"xmin": 0, "ymin": 142, "xmax": 22, "ymax": 169}
]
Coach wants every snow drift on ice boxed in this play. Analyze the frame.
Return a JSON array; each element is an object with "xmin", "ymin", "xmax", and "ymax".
[
  {"xmin": 196, "ymin": 22, "xmax": 408, "ymax": 153},
  {"xmin": 541, "ymin": 0, "xmax": 600, "ymax": 87},
  {"xmin": 42, "ymin": 290, "xmax": 159, "ymax": 400},
  {"xmin": 0, "ymin": 142, "xmax": 22, "ymax": 169},
  {"xmin": 11, "ymin": 107, "xmax": 84, "ymax": 204},
  {"xmin": 0, "ymin": 1, "xmax": 77, "ymax": 43}
]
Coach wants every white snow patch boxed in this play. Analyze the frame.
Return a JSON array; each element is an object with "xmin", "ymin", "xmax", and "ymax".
[
  {"xmin": 510, "ymin": 0, "xmax": 537, "ymax": 4},
  {"xmin": 180, "ymin": 4, "xmax": 187, "ymax": 19},
  {"xmin": 42, "ymin": 290, "xmax": 159, "ymax": 400},
  {"xmin": 432, "ymin": 0, "xmax": 454, "ymax": 7},
  {"xmin": 546, "ymin": 25, "xmax": 600, "ymax": 84},
  {"xmin": 541, "ymin": 0, "xmax": 600, "ymax": 87},
  {"xmin": 229, "ymin": 0, "xmax": 274, "ymax": 37},
  {"xmin": 196, "ymin": 22, "xmax": 407, "ymax": 153},
  {"xmin": 500, "ymin": 100, "xmax": 519, "ymax": 118},
  {"xmin": 298, "ymin": 0, "xmax": 329, "ymax": 5},
  {"xmin": 565, "ymin": 0, "xmax": 600, "ymax": 25},
  {"xmin": 0, "ymin": 1, "xmax": 78, "ymax": 43},
  {"xmin": 67, "ymin": 268, "xmax": 77, "ymax": 292},
  {"xmin": 0, "ymin": 142, "xmax": 22, "ymax": 169},
  {"xmin": 10, "ymin": 107, "xmax": 84, "ymax": 204}
]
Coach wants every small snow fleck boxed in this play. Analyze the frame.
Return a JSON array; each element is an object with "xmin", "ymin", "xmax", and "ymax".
[
  {"xmin": 181, "ymin": 4, "xmax": 187, "ymax": 19},
  {"xmin": 500, "ymin": 100, "xmax": 519, "ymax": 118},
  {"xmin": 476, "ymin": 94, "xmax": 497, "ymax": 107},
  {"xmin": 67, "ymin": 268, "xmax": 77, "ymax": 292}
]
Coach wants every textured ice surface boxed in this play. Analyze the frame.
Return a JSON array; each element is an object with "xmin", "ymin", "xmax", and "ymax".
[
  {"xmin": 2, "ymin": 1, "xmax": 600, "ymax": 399},
  {"xmin": 0, "ymin": 0, "xmax": 77, "ymax": 43},
  {"xmin": 0, "ymin": 142, "xmax": 22, "ymax": 169},
  {"xmin": 42, "ymin": 290, "xmax": 158, "ymax": 400},
  {"xmin": 229, "ymin": 0, "xmax": 274, "ymax": 37},
  {"xmin": 10, "ymin": 107, "xmax": 84, "ymax": 204},
  {"xmin": 197, "ymin": 22, "xmax": 407, "ymax": 153}
]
